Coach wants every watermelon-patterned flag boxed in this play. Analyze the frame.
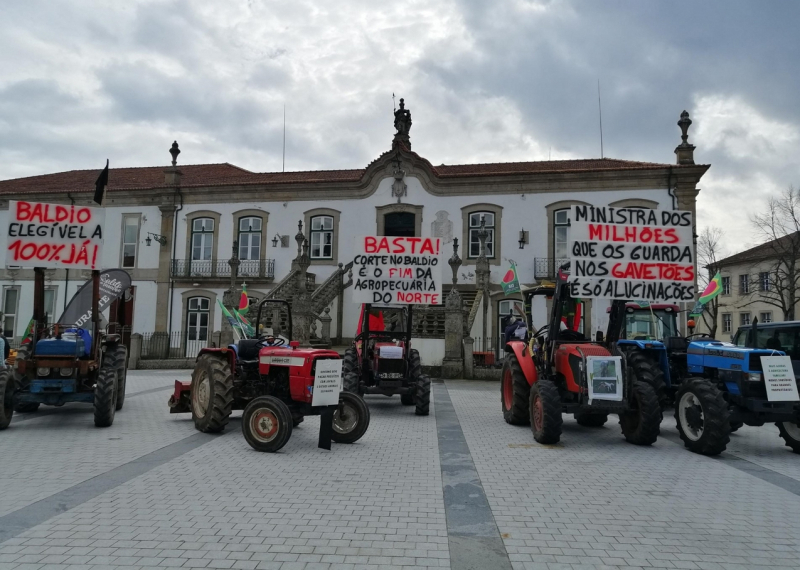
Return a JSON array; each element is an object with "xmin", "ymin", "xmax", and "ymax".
[
  {"xmin": 238, "ymin": 283, "xmax": 249, "ymax": 315},
  {"xmin": 698, "ymin": 272, "xmax": 722, "ymax": 304},
  {"xmin": 234, "ymin": 309, "xmax": 255, "ymax": 338},
  {"xmin": 217, "ymin": 299, "xmax": 244, "ymax": 336},
  {"xmin": 501, "ymin": 262, "xmax": 521, "ymax": 295},
  {"xmin": 635, "ymin": 301, "xmax": 650, "ymax": 308},
  {"xmin": 20, "ymin": 318, "xmax": 35, "ymax": 344}
]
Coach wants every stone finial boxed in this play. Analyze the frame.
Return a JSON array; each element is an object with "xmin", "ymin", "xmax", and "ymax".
[
  {"xmin": 169, "ymin": 141, "xmax": 180, "ymax": 166},
  {"xmin": 448, "ymin": 238, "xmax": 462, "ymax": 286},
  {"xmin": 295, "ymin": 220, "xmax": 305, "ymax": 256},
  {"xmin": 675, "ymin": 110, "xmax": 696, "ymax": 165},
  {"xmin": 392, "ymin": 97, "xmax": 412, "ymax": 149}
]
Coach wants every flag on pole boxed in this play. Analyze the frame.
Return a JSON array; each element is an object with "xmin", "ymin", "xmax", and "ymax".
[
  {"xmin": 234, "ymin": 310, "xmax": 255, "ymax": 338},
  {"xmin": 238, "ymin": 283, "xmax": 249, "ymax": 315},
  {"xmin": 20, "ymin": 318, "xmax": 35, "ymax": 344},
  {"xmin": 698, "ymin": 272, "xmax": 723, "ymax": 304},
  {"xmin": 501, "ymin": 262, "xmax": 521, "ymax": 295},
  {"xmin": 93, "ymin": 159, "xmax": 109, "ymax": 205},
  {"xmin": 217, "ymin": 299, "xmax": 244, "ymax": 337}
]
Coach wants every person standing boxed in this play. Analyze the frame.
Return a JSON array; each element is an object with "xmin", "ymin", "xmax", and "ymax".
[{"xmin": 0, "ymin": 329, "xmax": 9, "ymax": 369}]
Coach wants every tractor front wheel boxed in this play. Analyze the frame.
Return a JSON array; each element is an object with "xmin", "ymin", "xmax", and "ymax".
[
  {"xmin": 501, "ymin": 355, "xmax": 531, "ymax": 425},
  {"xmin": 674, "ymin": 377, "xmax": 730, "ymax": 455},
  {"xmin": 191, "ymin": 354, "xmax": 234, "ymax": 433},
  {"xmin": 332, "ymin": 392, "xmax": 371, "ymax": 444},
  {"xmin": 93, "ymin": 366, "xmax": 118, "ymax": 427},
  {"xmin": 619, "ymin": 381, "xmax": 661, "ymax": 445},
  {"xmin": 0, "ymin": 370, "xmax": 14, "ymax": 429},
  {"xmin": 777, "ymin": 421, "xmax": 800, "ymax": 454},
  {"xmin": 529, "ymin": 379, "xmax": 562, "ymax": 444},
  {"xmin": 575, "ymin": 411, "xmax": 608, "ymax": 427},
  {"xmin": 242, "ymin": 396, "xmax": 293, "ymax": 452},
  {"xmin": 14, "ymin": 402, "xmax": 40, "ymax": 413}
]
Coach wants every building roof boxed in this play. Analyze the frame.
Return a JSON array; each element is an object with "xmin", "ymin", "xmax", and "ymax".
[
  {"xmin": 716, "ymin": 231, "xmax": 800, "ymax": 267},
  {"xmin": 0, "ymin": 155, "xmax": 699, "ymax": 196}
]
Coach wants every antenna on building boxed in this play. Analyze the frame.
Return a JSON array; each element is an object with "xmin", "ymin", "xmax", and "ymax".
[
  {"xmin": 597, "ymin": 79, "xmax": 604, "ymax": 159},
  {"xmin": 282, "ymin": 105, "xmax": 286, "ymax": 173}
]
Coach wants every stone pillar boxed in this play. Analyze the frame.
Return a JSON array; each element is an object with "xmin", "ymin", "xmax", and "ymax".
[
  {"xmin": 463, "ymin": 337, "xmax": 474, "ymax": 379},
  {"xmin": 442, "ymin": 238, "xmax": 464, "ymax": 379},
  {"xmin": 154, "ymin": 203, "xmax": 176, "ymax": 332},
  {"xmin": 320, "ymin": 307, "xmax": 332, "ymax": 346},
  {"xmin": 291, "ymin": 222, "xmax": 313, "ymax": 345},
  {"xmin": 129, "ymin": 333, "xmax": 142, "ymax": 370},
  {"xmin": 475, "ymin": 218, "xmax": 491, "ymax": 355}
]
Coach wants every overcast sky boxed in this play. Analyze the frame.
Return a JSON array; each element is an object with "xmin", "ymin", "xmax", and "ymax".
[{"xmin": 1, "ymin": 0, "xmax": 798, "ymax": 255}]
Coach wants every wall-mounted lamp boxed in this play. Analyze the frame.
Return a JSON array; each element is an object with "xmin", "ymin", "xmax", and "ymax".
[
  {"xmin": 518, "ymin": 229, "xmax": 529, "ymax": 249},
  {"xmin": 272, "ymin": 234, "xmax": 289, "ymax": 248},
  {"xmin": 145, "ymin": 232, "xmax": 167, "ymax": 247}
]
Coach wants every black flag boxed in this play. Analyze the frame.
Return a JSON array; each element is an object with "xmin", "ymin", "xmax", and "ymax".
[{"xmin": 93, "ymin": 159, "xmax": 109, "ymax": 205}]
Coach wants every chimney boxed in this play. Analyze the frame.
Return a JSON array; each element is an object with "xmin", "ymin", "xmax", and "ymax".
[
  {"xmin": 164, "ymin": 141, "xmax": 183, "ymax": 185},
  {"xmin": 674, "ymin": 110, "xmax": 695, "ymax": 165}
]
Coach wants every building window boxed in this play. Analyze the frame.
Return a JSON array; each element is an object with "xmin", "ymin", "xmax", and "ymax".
[
  {"xmin": 468, "ymin": 212, "xmax": 495, "ymax": 258},
  {"xmin": 759, "ymin": 272, "xmax": 770, "ymax": 292},
  {"xmin": 740, "ymin": 312, "xmax": 751, "ymax": 326},
  {"xmin": 44, "ymin": 288, "xmax": 56, "ymax": 326},
  {"xmin": 238, "ymin": 217, "xmax": 262, "ymax": 260},
  {"xmin": 2, "ymin": 288, "xmax": 19, "ymax": 337},
  {"xmin": 310, "ymin": 215, "xmax": 333, "ymax": 259},
  {"xmin": 760, "ymin": 312, "xmax": 772, "ymax": 323},
  {"xmin": 554, "ymin": 209, "xmax": 570, "ymax": 260},
  {"xmin": 722, "ymin": 313, "xmax": 732, "ymax": 333},
  {"xmin": 121, "ymin": 215, "xmax": 140, "ymax": 268},
  {"xmin": 191, "ymin": 218, "xmax": 214, "ymax": 261},
  {"xmin": 721, "ymin": 276, "xmax": 731, "ymax": 295},
  {"xmin": 739, "ymin": 274, "xmax": 749, "ymax": 295}
]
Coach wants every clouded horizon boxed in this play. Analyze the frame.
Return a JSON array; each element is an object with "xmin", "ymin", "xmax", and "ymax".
[{"xmin": 1, "ymin": 0, "xmax": 798, "ymax": 257}]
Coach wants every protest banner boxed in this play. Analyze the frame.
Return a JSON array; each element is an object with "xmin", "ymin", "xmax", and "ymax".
[
  {"xmin": 567, "ymin": 205, "xmax": 696, "ymax": 302},
  {"xmin": 586, "ymin": 355, "xmax": 623, "ymax": 403},
  {"xmin": 5, "ymin": 200, "xmax": 105, "ymax": 269},
  {"xmin": 58, "ymin": 269, "xmax": 132, "ymax": 326},
  {"xmin": 311, "ymin": 359, "xmax": 343, "ymax": 406},
  {"xmin": 352, "ymin": 236, "xmax": 442, "ymax": 305},
  {"xmin": 761, "ymin": 355, "xmax": 800, "ymax": 402}
]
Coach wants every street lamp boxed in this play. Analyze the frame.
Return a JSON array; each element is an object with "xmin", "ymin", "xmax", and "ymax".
[{"xmin": 146, "ymin": 232, "xmax": 167, "ymax": 246}]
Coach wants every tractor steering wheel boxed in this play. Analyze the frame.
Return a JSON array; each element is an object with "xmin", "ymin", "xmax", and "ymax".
[{"xmin": 259, "ymin": 336, "xmax": 286, "ymax": 347}]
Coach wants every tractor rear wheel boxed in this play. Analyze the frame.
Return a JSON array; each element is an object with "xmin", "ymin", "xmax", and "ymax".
[
  {"xmin": 242, "ymin": 396, "xmax": 293, "ymax": 452},
  {"xmin": 343, "ymin": 371, "xmax": 361, "ymax": 394},
  {"xmin": 674, "ymin": 377, "xmax": 730, "ymax": 455},
  {"xmin": 332, "ymin": 392, "xmax": 371, "ymax": 444},
  {"xmin": 777, "ymin": 422, "xmax": 800, "ymax": 454},
  {"xmin": 14, "ymin": 402, "xmax": 40, "ymax": 413},
  {"xmin": 502, "ymin": 355, "xmax": 531, "ymax": 425},
  {"xmin": 93, "ymin": 366, "xmax": 117, "ymax": 427},
  {"xmin": 529, "ymin": 380, "xmax": 562, "ymax": 444},
  {"xmin": 619, "ymin": 381, "xmax": 661, "ymax": 445},
  {"xmin": 626, "ymin": 349, "xmax": 667, "ymax": 410},
  {"xmin": 191, "ymin": 354, "xmax": 234, "ymax": 433},
  {"xmin": 400, "ymin": 393, "xmax": 415, "ymax": 405},
  {"xmin": 415, "ymin": 375, "xmax": 431, "ymax": 416},
  {"xmin": 0, "ymin": 370, "xmax": 14, "ymax": 429},
  {"xmin": 575, "ymin": 411, "xmax": 608, "ymax": 427},
  {"xmin": 104, "ymin": 344, "xmax": 128, "ymax": 411},
  {"xmin": 342, "ymin": 348, "xmax": 358, "ymax": 376}
]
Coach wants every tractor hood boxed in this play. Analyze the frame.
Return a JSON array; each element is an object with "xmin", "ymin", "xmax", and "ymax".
[{"xmin": 687, "ymin": 339, "xmax": 784, "ymax": 374}]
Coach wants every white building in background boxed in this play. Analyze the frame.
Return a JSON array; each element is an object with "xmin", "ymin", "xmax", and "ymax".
[{"xmin": 0, "ymin": 106, "xmax": 709, "ymax": 365}]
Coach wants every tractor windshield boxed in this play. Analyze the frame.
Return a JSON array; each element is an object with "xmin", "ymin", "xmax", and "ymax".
[{"xmin": 625, "ymin": 309, "xmax": 678, "ymax": 340}]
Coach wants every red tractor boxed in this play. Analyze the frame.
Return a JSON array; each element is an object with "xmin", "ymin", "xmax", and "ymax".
[
  {"xmin": 169, "ymin": 299, "xmax": 370, "ymax": 452},
  {"xmin": 342, "ymin": 304, "xmax": 431, "ymax": 416},
  {"xmin": 501, "ymin": 265, "xmax": 662, "ymax": 445}
]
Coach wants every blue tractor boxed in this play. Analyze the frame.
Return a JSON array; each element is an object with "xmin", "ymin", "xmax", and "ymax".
[{"xmin": 673, "ymin": 321, "xmax": 800, "ymax": 455}]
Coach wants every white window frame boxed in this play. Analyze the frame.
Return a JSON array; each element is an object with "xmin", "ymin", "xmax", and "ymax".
[
  {"xmin": 554, "ymin": 208, "xmax": 570, "ymax": 261},
  {"xmin": 2, "ymin": 287, "xmax": 20, "ymax": 338},
  {"xmin": 191, "ymin": 218, "xmax": 214, "ymax": 261},
  {"xmin": 740, "ymin": 312, "xmax": 751, "ymax": 326},
  {"xmin": 722, "ymin": 313, "xmax": 732, "ymax": 333},
  {"xmin": 759, "ymin": 271, "xmax": 770, "ymax": 292},
  {"xmin": 310, "ymin": 215, "xmax": 334, "ymax": 259},
  {"xmin": 121, "ymin": 214, "xmax": 141, "ymax": 269},
  {"xmin": 44, "ymin": 287, "xmax": 57, "ymax": 326},
  {"xmin": 759, "ymin": 312, "xmax": 772, "ymax": 323},
  {"xmin": 721, "ymin": 276, "xmax": 731, "ymax": 296},
  {"xmin": 186, "ymin": 297, "xmax": 210, "ymax": 341},
  {"xmin": 238, "ymin": 217, "xmax": 262, "ymax": 261},
  {"xmin": 468, "ymin": 212, "xmax": 495, "ymax": 259},
  {"xmin": 739, "ymin": 274, "xmax": 750, "ymax": 295}
]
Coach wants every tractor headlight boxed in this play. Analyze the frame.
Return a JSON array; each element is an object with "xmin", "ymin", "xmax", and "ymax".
[
  {"xmin": 37, "ymin": 367, "xmax": 51, "ymax": 377},
  {"xmin": 747, "ymin": 372, "xmax": 762, "ymax": 382},
  {"xmin": 60, "ymin": 368, "xmax": 73, "ymax": 376}
]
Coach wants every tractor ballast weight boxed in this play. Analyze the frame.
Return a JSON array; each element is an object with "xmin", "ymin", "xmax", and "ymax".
[
  {"xmin": 168, "ymin": 298, "xmax": 370, "ymax": 452},
  {"xmin": 341, "ymin": 303, "xmax": 431, "ymax": 416},
  {"xmin": 1, "ymin": 268, "xmax": 129, "ymax": 430},
  {"xmin": 500, "ymin": 264, "xmax": 661, "ymax": 445}
]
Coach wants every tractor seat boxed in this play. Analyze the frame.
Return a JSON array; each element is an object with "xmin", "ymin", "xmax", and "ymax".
[{"xmin": 237, "ymin": 339, "xmax": 262, "ymax": 361}]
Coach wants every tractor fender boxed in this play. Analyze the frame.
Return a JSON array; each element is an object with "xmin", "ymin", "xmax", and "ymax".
[
  {"xmin": 506, "ymin": 340, "xmax": 537, "ymax": 386},
  {"xmin": 197, "ymin": 347, "xmax": 236, "ymax": 371}
]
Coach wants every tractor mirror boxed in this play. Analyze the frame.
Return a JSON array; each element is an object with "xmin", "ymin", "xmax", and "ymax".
[{"xmin": 289, "ymin": 340, "xmax": 300, "ymax": 348}]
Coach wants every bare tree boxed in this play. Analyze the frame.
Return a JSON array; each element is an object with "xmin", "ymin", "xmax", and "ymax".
[
  {"xmin": 697, "ymin": 226, "xmax": 726, "ymax": 337},
  {"xmin": 748, "ymin": 186, "xmax": 800, "ymax": 320}
]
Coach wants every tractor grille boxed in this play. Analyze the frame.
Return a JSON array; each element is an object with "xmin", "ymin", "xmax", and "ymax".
[{"xmin": 376, "ymin": 358, "xmax": 406, "ymax": 379}]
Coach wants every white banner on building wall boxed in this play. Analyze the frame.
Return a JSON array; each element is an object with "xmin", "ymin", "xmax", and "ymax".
[
  {"xmin": 352, "ymin": 236, "xmax": 443, "ymax": 305},
  {"xmin": 567, "ymin": 205, "xmax": 695, "ymax": 302},
  {"xmin": 5, "ymin": 200, "xmax": 105, "ymax": 270}
]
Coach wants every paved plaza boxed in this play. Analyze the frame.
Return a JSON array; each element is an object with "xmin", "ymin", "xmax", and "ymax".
[{"xmin": 1, "ymin": 371, "xmax": 799, "ymax": 570}]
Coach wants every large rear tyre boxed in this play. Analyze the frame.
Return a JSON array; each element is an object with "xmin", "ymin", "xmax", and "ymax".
[
  {"xmin": 332, "ymin": 392, "xmax": 370, "ymax": 443},
  {"xmin": 575, "ymin": 411, "xmax": 608, "ymax": 427},
  {"xmin": 242, "ymin": 396, "xmax": 293, "ymax": 452},
  {"xmin": 619, "ymin": 381, "xmax": 661, "ymax": 445},
  {"xmin": 501, "ymin": 355, "xmax": 531, "ymax": 425},
  {"xmin": 626, "ymin": 349, "xmax": 668, "ymax": 411},
  {"xmin": 104, "ymin": 344, "xmax": 128, "ymax": 411},
  {"xmin": 674, "ymin": 377, "xmax": 730, "ymax": 455},
  {"xmin": 343, "ymin": 371, "xmax": 361, "ymax": 395},
  {"xmin": 415, "ymin": 375, "xmax": 431, "ymax": 416},
  {"xmin": 529, "ymin": 380, "xmax": 562, "ymax": 444},
  {"xmin": 777, "ymin": 422, "xmax": 800, "ymax": 454},
  {"xmin": 191, "ymin": 354, "xmax": 234, "ymax": 433},
  {"xmin": 93, "ymin": 366, "xmax": 117, "ymax": 427},
  {"xmin": 14, "ymin": 402, "xmax": 40, "ymax": 413},
  {"xmin": 0, "ymin": 370, "xmax": 14, "ymax": 430},
  {"xmin": 342, "ymin": 347, "xmax": 358, "ymax": 376}
]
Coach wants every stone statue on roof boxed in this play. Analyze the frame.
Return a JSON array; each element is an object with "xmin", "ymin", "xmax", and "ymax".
[{"xmin": 394, "ymin": 98, "xmax": 412, "ymax": 136}]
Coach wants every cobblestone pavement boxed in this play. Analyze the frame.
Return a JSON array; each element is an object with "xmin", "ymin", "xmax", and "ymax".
[{"xmin": 0, "ymin": 373, "xmax": 798, "ymax": 569}]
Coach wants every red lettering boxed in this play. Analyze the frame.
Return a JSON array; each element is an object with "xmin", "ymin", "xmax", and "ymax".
[
  {"xmin": 48, "ymin": 244, "xmax": 65, "ymax": 261},
  {"xmin": 91, "ymin": 245, "xmax": 98, "ymax": 268},
  {"xmin": 20, "ymin": 242, "xmax": 37, "ymax": 260},
  {"xmin": 76, "ymin": 208, "xmax": 91, "ymax": 224},
  {"xmin": 391, "ymin": 237, "xmax": 406, "ymax": 253},
  {"xmin": 74, "ymin": 242, "xmax": 90, "ymax": 266},
  {"xmin": 64, "ymin": 244, "xmax": 76, "ymax": 264},
  {"xmin": 664, "ymin": 228, "xmax": 678, "ymax": 243},
  {"xmin": 365, "ymin": 237, "xmax": 377, "ymax": 253},
  {"xmin": 55, "ymin": 205, "xmax": 69, "ymax": 222},
  {"xmin": 419, "ymin": 238, "xmax": 435, "ymax": 254},
  {"xmin": 589, "ymin": 224, "xmax": 603, "ymax": 241},
  {"xmin": 15, "ymin": 201, "xmax": 31, "ymax": 221},
  {"xmin": 406, "ymin": 237, "xmax": 421, "ymax": 253},
  {"xmin": 624, "ymin": 226, "xmax": 637, "ymax": 242}
]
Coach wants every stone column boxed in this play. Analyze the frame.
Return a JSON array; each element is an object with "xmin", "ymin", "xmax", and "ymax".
[
  {"xmin": 291, "ymin": 222, "xmax": 313, "ymax": 345},
  {"xmin": 154, "ymin": 202, "xmax": 176, "ymax": 332},
  {"xmin": 475, "ymin": 218, "xmax": 491, "ymax": 354},
  {"xmin": 129, "ymin": 333, "xmax": 142, "ymax": 370},
  {"xmin": 320, "ymin": 307, "xmax": 332, "ymax": 346},
  {"xmin": 442, "ymin": 239, "xmax": 464, "ymax": 379},
  {"xmin": 463, "ymin": 336, "xmax": 474, "ymax": 379}
]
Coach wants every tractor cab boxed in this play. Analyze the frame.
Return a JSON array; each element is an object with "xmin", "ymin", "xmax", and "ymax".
[{"xmin": 617, "ymin": 304, "xmax": 680, "ymax": 341}]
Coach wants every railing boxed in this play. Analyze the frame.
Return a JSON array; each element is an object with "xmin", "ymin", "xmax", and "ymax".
[
  {"xmin": 412, "ymin": 306, "xmax": 446, "ymax": 338},
  {"xmin": 472, "ymin": 336, "xmax": 507, "ymax": 367},
  {"xmin": 533, "ymin": 258, "xmax": 569, "ymax": 280},
  {"xmin": 140, "ymin": 331, "xmax": 215, "ymax": 359},
  {"xmin": 171, "ymin": 259, "xmax": 275, "ymax": 279}
]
